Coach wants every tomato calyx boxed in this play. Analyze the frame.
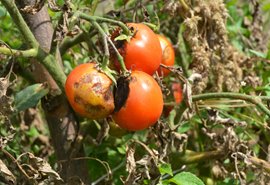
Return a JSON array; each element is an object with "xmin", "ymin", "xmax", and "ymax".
[{"xmin": 111, "ymin": 25, "xmax": 136, "ymax": 49}]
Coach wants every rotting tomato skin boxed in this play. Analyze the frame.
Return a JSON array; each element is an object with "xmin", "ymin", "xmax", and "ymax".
[
  {"xmin": 157, "ymin": 34, "xmax": 175, "ymax": 77},
  {"xmin": 65, "ymin": 63, "xmax": 114, "ymax": 119},
  {"xmin": 112, "ymin": 71, "xmax": 163, "ymax": 131},
  {"xmin": 113, "ymin": 23, "xmax": 162, "ymax": 75}
]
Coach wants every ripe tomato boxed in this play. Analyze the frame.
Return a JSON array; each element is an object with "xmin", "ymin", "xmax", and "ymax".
[
  {"xmin": 65, "ymin": 63, "xmax": 114, "ymax": 119},
  {"xmin": 112, "ymin": 71, "xmax": 163, "ymax": 131},
  {"xmin": 157, "ymin": 34, "xmax": 175, "ymax": 76},
  {"xmin": 172, "ymin": 83, "xmax": 183, "ymax": 104},
  {"xmin": 113, "ymin": 23, "xmax": 162, "ymax": 75},
  {"xmin": 163, "ymin": 82, "xmax": 183, "ymax": 117}
]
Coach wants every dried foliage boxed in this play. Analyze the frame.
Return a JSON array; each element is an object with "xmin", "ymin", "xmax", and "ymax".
[{"xmin": 1, "ymin": 0, "xmax": 270, "ymax": 184}]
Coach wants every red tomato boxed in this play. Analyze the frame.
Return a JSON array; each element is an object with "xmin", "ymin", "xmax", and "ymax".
[
  {"xmin": 112, "ymin": 71, "xmax": 163, "ymax": 131},
  {"xmin": 172, "ymin": 83, "xmax": 183, "ymax": 104},
  {"xmin": 163, "ymin": 82, "xmax": 183, "ymax": 117},
  {"xmin": 157, "ymin": 34, "xmax": 175, "ymax": 76},
  {"xmin": 65, "ymin": 63, "xmax": 114, "ymax": 119},
  {"xmin": 113, "ymin": 23, "xmax": 162, "ymax": 75}
]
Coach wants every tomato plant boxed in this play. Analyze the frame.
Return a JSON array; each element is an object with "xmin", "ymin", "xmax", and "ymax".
[
  {"xmin": 113, "ymin": 71, "xmax": 163, "ymax": 131},
  {"xmin": 113, "ymin": 23, "xmax": 162, "ymax": 75},
  {"xmin": 157, "ymin": 34, "xmax": 175, "ymax": 76},
  {"xmin": 65, "ymin": 62, "xmax": 115, "ymax": 119}
]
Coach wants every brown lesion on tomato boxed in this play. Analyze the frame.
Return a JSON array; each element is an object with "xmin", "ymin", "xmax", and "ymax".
[
  {"xmin": 103, "ymin": 89, "xmax": 113, "ymax": 102},
  {"xmin": 85, "ymin": 103, "xmax": 105, "ymax": 114},
  {"xmin": 82, "ymin": 74, "xmax": 94, "ymax": 84},
  {"xmin": 74, "ymin": 95, "xmax": 108, "ymax": 116},
  {"xmin": 74, "ymin": 82, "xmax": 80, "ymax": 89},
  {"xmin": 91, "ymin": 82, "xmax": 103, "ymax": 94},
  {"xmin": 162, "ymin": 46, "xmax": 170, "ymax": 61}
]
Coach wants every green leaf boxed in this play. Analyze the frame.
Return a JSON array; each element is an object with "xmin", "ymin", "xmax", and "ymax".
[
  {"xmin": 158, "ymin": 163, "xmax": 173, "ymax": 176},
  {"xmin": 169, "ymin": 172, "xmax": 205, "ymax": 185},
  {"xmin": 114, "ymin": 34, "xmax": 131, "ymax": 42},
  {"xmin": 14, "ymin": 83, "xmax": 49, "ymax": 112},
  {"xmin": 178, "ymin": 122, "xmax": 191, "ymax": 133},
  {"xmin": 0, "ymin": 6, "xmax": 7, "ymax": 17},
  {"xmin": 249, "ymin": 49, "xmax": 266, "ymax": 58}
]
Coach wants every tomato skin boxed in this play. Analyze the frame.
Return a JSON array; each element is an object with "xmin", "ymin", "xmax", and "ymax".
[
  {"xmin": 114, "ymin": 23, "xmax": 162, "ymax": 75},
  {"xmin": 163, "ymin": 83, "xmax": 183, "ymax": 117},
  {"xmin": 172, "ymin": 83, "xmax": 183, "ymax": 104},
  {"xmin": 65, "ymin": 63, "xmax": 114, "ymax": 119},
  {"xmin": 157, "ymin": 34, "xmax": 175, "ymax": 76},
  {"xmin": 112, "ymin": 71, "xmax": 163, "ymax": 131}
]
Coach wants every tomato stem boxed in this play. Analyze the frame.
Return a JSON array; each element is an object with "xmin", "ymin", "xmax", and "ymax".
[
  {"xmin": 92, "ymin": 21, "xmax": 110, "ymax": 68},
  {"xmin": 178, "ymin": 0, "xmax": 190, "ymax": 12},
  {"xmin": 0, "ymin": 47, "xmax": 38, "ymax": 58},
  {"xmin": 76, "ymin": 12, "xmax": 130, "ymax": 35},
  {"xmin": 192, "ymin": 92, "xmax": 270, "ymax": 118},
  {"xmin": 76, "ymin": 12, "xmax": 128, "ymax": 73}
]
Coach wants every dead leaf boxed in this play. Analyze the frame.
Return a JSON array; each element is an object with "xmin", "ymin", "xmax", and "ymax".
[{"xmin": 0, "ymin": 159, "xmax": 16, "ymax": 184}]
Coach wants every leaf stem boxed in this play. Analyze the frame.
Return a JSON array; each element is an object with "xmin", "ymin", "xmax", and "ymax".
[
  {"xmin": 76, "ymin": 12, "xmax": 130, "ymax": 35},
  {"xmin": 0, "ymin": 47, "xmax": 38, "ymax": 58},
  {"xmin": 0, "ymin": 0, "xmax": 39, "ymax": 48},
  {"xmin": 92, "ymin": 21, "xmax": 110, "ymax": 68},
  {"xmin": 192, "ymin": 92, "xmax": 270, "ymax": 118},
  {"xmin": 1, "ymin": 0, "xmax": 67, "ymax": 92},
  {"xmin": 170, "ymin": 149, "xmax": 224, "ymax": 165}
]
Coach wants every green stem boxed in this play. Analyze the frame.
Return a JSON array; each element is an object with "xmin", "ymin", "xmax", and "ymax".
[
  {"xmin": 107, "ymin": 38, "xmax": 127, "ymax": 72},
  {"xmin": 90, "ymin": 0, "xmax": 100, "ymax": 16},
  {"xmin": 91, "ymin": 21, "xmax": 110, "ymax": 68},
  {"xmin": 39, "ymin": 54, "xmax": 66, "ymax": 92},
  {"xmin": 76, "ymin": 12, "xmax": 130, "ymax": 35},
  {"xmin": 192, "ymin": 92, "xmax": 270, "ymax": 118},
  {"xmin": 59, "ymin": 31, "xmax": 97, "ymax": 55},
  {"xmin": 0, "ymin": 0, "xmax": 39, "ymax": 48},
  {"xmin": 1, "ymin": 0, "xmax": 67, "ymax": 92},
  {"xmin": 178, "ymin": 0, "xmax": 190, "ymax": 12},
  {"xmin": 170, "ymin": 149, "xmax": 223, "ymax": 165},
  {"xmin": 90, "ymin": 20, "xmax": 127, "ymax": 72},
  {"xmin": 0, "ymin": 47, "xmax": 37, "ymax": 58}
]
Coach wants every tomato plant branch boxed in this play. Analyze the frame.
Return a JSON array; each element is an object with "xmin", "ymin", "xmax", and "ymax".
[
  {"xmin": 76, "ymin": 12, "xmax": 130, "ymax": 35},
  {"xmin": 178, "ymin": 0, "xmax": 190, "ymax": 12},
  {"xmin": 89, "ymin": 20, "xmax": 127, "ymax": 73},
  {"xmin": 59, "ymin": 31, "xmax": 97, "ymax": 55},
  {"xmin": 0, "ymin": 47, "xmax": 37, "ymax": 58},
  {"xmin": 170, "ymin": 149, "xmax": 224, "ymax": 165},
  {"xmin": 1, "ymin": 148, "xmax": 31, "ymax": 182},
  {"xmin": 248, "ymin": 156, "xmax": 270, "ymax": 173},
  {"xmin": 89, "ymin": 0, "xmax": 100, "ymax": 16},
  {"xmin": 92, "ymin": 21, "xmax": 110, "ymax": 68},
  {"xmin": 107, "ymin": 37, "xmax": 127, "ymax": 73},
  {"xmin": 192, "ymin": 92, "xmax": 270, "ymax": 118},
  {"xmin": 1, "ymin": 0, "xmax": 67, "ymax": 91},
  {"xmin": 0, "ymin": 0, "xmax": 39, "ymax": 48}
]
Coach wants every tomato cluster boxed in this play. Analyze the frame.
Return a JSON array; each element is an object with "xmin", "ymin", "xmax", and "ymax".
[{"xmin": 65, "ymin": 23, "xmax": 178, "ymax": 131}]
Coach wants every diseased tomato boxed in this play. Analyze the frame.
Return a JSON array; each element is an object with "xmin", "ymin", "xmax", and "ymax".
[
  {"xmin": 157, "ymin": 34, "xmax": 175, "ymax": 76},
  {"xmin": 113, "ymin": 23, "xmax": 162, "ymax": 75},
  {"xmin": 65, "ymin": 62, "xmax": 114, "ymax": 119},
  {"xmin": 112, "ymin": 71, "xmax": 163, "ymax": 131}
]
